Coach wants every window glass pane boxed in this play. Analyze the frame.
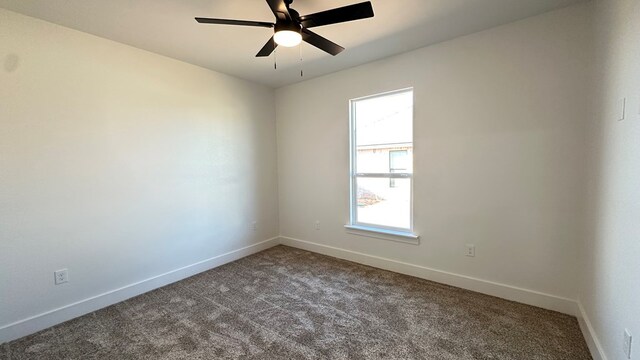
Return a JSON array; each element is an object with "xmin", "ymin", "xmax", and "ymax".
[
  {"xmin": 356, "ymin": 177, "xmax": 411, "ymax": 229},
  {"xmin": 354, "ymin": 91, "xmax": 413, "ymax": 145},
  {"xmin": 354, "ymin": 91, "xmax": 413, "ymax": 174}
]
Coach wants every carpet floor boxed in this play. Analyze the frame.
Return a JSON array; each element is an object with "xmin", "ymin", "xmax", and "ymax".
[{"xmin": 2, "ymin": 245, "xmax": 591, "ymax": 359}]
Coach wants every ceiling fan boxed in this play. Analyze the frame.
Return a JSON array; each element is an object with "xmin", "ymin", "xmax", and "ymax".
[{"xmin": 195, "ymin": 0, "xmax": 374, "ymax": 57}]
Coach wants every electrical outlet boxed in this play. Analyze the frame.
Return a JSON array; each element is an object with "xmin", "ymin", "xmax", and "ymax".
[
  {"xmin": 54, "ymin": 269, "xmax": 69, "ymax": 285},
  {"xmin": 624, "ymin": 329, "xmax": 632, "ymax": 359},
  {"xmin": 315, "ymin": 221, "xmax": 320, "ymax": 230},
  {"xmin": 252, "ymin": 221, "xmax": 257, "ymax": 231},
  {"xmin": 465, "ymin": 244, "xmax": 475, "ymax": 257}
]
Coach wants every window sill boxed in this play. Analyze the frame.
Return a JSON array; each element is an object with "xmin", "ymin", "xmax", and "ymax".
[{"xmin": 344, "ymin": 225, "xmax": 420, "ymax": 245}]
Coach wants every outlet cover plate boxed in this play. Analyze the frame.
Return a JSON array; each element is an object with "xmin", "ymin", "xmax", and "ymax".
[
  {"xmin": 54, "ymin": 269, "xmax": 69, "ymax": 285},
  {"xmin": 465, "ymin": 244, "xmax": 475, "ymax": 257}
]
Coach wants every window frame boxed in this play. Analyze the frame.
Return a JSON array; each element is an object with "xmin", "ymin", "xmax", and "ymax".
[{"xmin": 348, "ymin": 88, "xmax": 416, "ymax": 237}]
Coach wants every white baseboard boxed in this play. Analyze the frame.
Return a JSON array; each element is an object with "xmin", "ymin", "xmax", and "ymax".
[
  {"xmin": 0, "ymin": 237, "xmax": 280, "ymax": 344},
  {"xmin": 576, "ymin": 300, "xmax": 608, "ymax": 360},
  {"xmin": 280, "ymin": 236, "xmax": 577, "ymax": 316},
  {"xmin": 5, "ymin": 236, "xmax": 602, "ymax": 360}
]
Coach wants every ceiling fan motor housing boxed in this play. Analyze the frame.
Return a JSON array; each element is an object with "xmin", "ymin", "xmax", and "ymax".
[{"xmin": 274, "ymin": 20, "xmax": 301, "ymax": 35}]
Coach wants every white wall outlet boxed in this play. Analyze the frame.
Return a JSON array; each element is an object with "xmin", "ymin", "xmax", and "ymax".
[
  {"xmin": 624, "ymin": 329, "xmax": 633, "ymax": 359},
  {"xmin": 315, "ymin": 221, "xmax": 320, "ymax": 230},
  {"xmin": 252, "ymin": 221, "xmax": 257, "ymax": 231},
  {"xmin": 54, "ymin": 269, "xmax": 69, "ymax": 285},
  {"xmin": 617, "ymin": 97, "xmax": 626, "ymax": 121},
  {"xmin": 465, "ymin": 244, "xmax": 475, "ymax": 257}
]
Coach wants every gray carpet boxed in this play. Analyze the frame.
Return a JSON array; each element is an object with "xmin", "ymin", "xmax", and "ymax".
[{"xmin": 2, "ymin": 245, "xmax": 591, "ymax": 359}]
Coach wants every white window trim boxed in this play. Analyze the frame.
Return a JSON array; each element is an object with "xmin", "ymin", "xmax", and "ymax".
[
  {"xmin": 344, "ymin": 224, "xmax": 419, "ymax": 245},
  {"xmin": 348, "ymin": 88, "xmax": 418, "ymax": 242}
]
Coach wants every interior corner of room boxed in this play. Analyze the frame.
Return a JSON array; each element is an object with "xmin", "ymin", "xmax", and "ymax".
[{"xmin": 0, "ymin": 0, "xmax": 638, "ymax": 359}]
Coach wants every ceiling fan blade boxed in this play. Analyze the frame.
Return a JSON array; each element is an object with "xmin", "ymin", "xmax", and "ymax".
[
  {"xmin": 299, "ymin": 1, "xmax": 374, "ymax": 28},
  {"xmin": 195, "ymin": 17, "xmax": 274, "ymax": 28},
  {"xmin": 256, "ymin": 36, "xmax": 278, "ymax": 57},
  {"xmin": 265, "ymin": 0, "xmax": 291, "ymax": 21},
  {"xmin": 302, "ymin": 29, "xmax": 344, "ymax": 56}
]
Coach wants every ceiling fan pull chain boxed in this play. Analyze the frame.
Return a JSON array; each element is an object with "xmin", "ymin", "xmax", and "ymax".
[{"xmin": 299, "ymin": 43, "xmax": 304, "ymax": 77}]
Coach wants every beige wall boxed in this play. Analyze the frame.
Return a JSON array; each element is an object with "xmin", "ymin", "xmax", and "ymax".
[
  {"xmin": 580, "ymin": 0, "xmax": 640, "ymax": 358},
  {"xmin": 276, "ymin": 3, "xmax": 592, "ymax": 302},
  {"xmin": 0, "ymin": 8, "xmax": 278, "ymax": 336}
]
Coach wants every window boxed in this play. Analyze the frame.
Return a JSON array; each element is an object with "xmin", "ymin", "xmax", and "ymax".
[
  {"xmin": 389, "ymin": 150, "xmax": 408, "ymax": 188},
  {"xmin": 348, "ymin": 88, "xmax": 414, "ymax": 236}
]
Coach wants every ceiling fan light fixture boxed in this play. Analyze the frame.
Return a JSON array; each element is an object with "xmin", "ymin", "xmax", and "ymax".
[
  {"xmin": 273, "ymin": 21, "xmax": 302, "ymax": 47},
  {"xmin": 274, "ymin": 30, "xmax": 302, "ymax": 47}
]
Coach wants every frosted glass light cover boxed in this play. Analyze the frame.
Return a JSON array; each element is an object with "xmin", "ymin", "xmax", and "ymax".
[{"xmin": 274, "ymin": 30, "xmax": 302, "ymax": 47}]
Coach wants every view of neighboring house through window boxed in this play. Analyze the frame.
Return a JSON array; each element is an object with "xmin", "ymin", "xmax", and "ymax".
[
  {"xmin": 349, "ymin": 88, "xmax": 413, "ymax": 232},
  {"xmin": 389, "ymin": 150, "xmax": 408, "ymax": 188}
]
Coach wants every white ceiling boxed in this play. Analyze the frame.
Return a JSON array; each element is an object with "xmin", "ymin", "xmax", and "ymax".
[{"xmin": 0, "ymin": 0, "xmax": 586, "ymax": 88}]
